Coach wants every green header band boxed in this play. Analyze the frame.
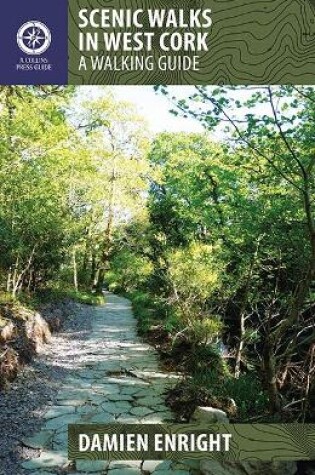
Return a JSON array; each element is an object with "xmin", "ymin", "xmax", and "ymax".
[{"xmin": 68, "ymin": 0, "xmax": 315, "ymax": 85}]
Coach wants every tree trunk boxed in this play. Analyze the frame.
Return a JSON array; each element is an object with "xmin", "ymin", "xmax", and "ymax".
[
  {"xmin": 6, "ymin": 268, "xmax": 12, "ymax": 293},
  {"xmin": 263, "ymin": 339, "xmax": 281, "ymax": 413},
  {"xmin": 73, "ymin": 248, "xmax": 78, "ymax": 291},
  {"xmin": 90, "ymin": 253, "xmax": 97, "ymax": 288},
  {"xmin": 235, "ymin": 236, "xmax": 262, "ymax": 378},
  {"xmin": 234, "ymin": 315, "xmax": 245, "ymax": 379},
  {"xmin": 97, "ymin": 160, "xmax": 116, "ymax": 290},
  {"xmin": 27, "ymin": 268, "xmax": 34, "ymax": 293},
  {"xmin": 82, "ymin": 224, "xmax": 93, "ymax": 278},
  {"xmin": 12, "ymin": 257, "xmax": 19, "ymax": 298},
  {"xmin": 12, "ymin": 247, "xmax": 36, "ymax": 297}
]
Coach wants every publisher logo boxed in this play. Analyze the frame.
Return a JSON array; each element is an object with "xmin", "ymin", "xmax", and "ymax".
[{"xmin": 17, "ymin": 21, "xmax": 51, "ymax": 55}]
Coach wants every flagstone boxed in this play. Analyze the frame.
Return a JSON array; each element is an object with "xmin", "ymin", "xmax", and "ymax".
[
  {"xmin": 153, "ymin": 461, "xmax": 172, "ymax": 470},
  {"xmin": 76, "ymin": 460, "xmax": 109, "ymax": 472},
  {"xmin": 52, "ymin": 430, "xmax": 68, "ymax": 448},
  {"xmin": 134, "ymin": 396, "xmax": 164, "ymax": 407},
  {"xmin": 43, "ymin": 414, "xmax": 81, "ymax": 430},
  {"xmin": 89, "ymin": 413, "xmax": 116, "ymax": 423},
  {"xmin": 22, "ymin": 450, "xmax": 68, "ymax": 469},
  {"xmin": 109, "ymin": 461, "xmax": 142, "ymax": 470},
  {"xmin": 120, "ymin": 387, "xmax": 142, "ymax": 396},
  {"xmin": 26, "ymin": 472, "xmax": 56, "ymax": 475},
  {"xmin": 57, "ymin": 390, "xmax": 91, "ymax": 401},
  {"xmin": 129, "ymin": 406, "xmax": 153, "ymax": 417},
  {"xmin": 107, "ymin": 394, "xmax": 134, "ymax": 402},
  {"xmin": 22, "ymin": 431, "xmax": 54, "ymax": 450},
  {"xmin": 44, "ymin": 405, "xmax": 76, "ymax": 419},
  {"xmin": 55, "ymin": 398, "xmax": 86, "ymax": 407},
  {"xmin": 108, "ymin": 468, "xmax": 142, "ymax": 475}
]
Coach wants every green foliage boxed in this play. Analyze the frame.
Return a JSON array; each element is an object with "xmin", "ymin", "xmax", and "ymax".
[
  {"xmin": 167, "ymin": 242, "xmax": 224, "ymax": 311},
  {"xmin": 186, "ymin": 317, "xmax": 223, "ymax": 346},
  {"xmin": 126, "ymin": 291, "xmax": 164, "ymax": 334},
  {"xmin": 221, "ymin": 374, "xmax": 269, "ymax": 420},
  {"xmin": 106, "ymin": 250, "xmax": 153, "ymax": 293},
  {"xmin": 193, "ymin": 369, "xmax": 268, "ymax": 421},
  {"xmin": 187, "ymin": 344, "xmax": 230, "ymax": 378}
]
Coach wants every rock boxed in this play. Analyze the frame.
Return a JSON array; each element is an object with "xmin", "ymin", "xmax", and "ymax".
[
  {"xmin": 48, "ymin": 316, "xmax": 62, "ymax": 333},
  {"xmin": 141, "ymin": 414, "xmax": 166, "ymax": 423},
  {"xmin": 107, "ymin": 394, "xmax": 134, "ymax": 402},
  {"xmin": 135, "ymin": 396, "xmax": 164, "ymax": 407},
  {"xmin": 200, "ymin": 460, "xmax": 297, "ymax": 475},
  {"xmin": 0, "ymin": 347, "xmax": 19, "ymax": 387},
  {"xmin": 191, "ymin": 406, "xmax": 229, "ymax": 424},
  {"xmin": 24, "ymin": 312, "xmax": 51, "ymax": 352},
  {"xmin": 142, "ymin": 460, "xmax": 163, "ymax": 472},
  {"xmin": 0, "ymin": 321, "xmax": 15, "ymax": 342}
]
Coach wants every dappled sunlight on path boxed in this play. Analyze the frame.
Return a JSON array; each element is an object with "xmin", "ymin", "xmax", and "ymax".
[{"xmin": 20, "ymin": 293, "xmax": 191, "ymax": 475}]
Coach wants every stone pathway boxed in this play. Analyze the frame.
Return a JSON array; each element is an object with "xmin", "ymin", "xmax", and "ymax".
[{"xmin": 21, "ymin": 293, "xmax": 193, "ymax": 475}]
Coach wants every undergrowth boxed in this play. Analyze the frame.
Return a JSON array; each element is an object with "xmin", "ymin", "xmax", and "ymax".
[{"xmin": 126, "ymin": 288, "xmax": 269, "ymax": 421}]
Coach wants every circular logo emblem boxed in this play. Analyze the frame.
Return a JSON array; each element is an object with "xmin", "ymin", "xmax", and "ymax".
[{"xmin": 17, "ymin": 21, "xmax": 51, "ymax": 55}]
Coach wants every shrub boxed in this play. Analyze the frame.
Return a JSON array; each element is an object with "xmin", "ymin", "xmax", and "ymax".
[
  {"xmin": 167, "ymin": 243, "xmax": 224, "ymax": 311},
  {"xmin": 106, "ymin": 251, "xmax": 153, "ymax": 293},
  {"xmin": 194, "ymin": 370, "xmax": 269, "ymax": 420},
  {"xmin": 187, "ymin": 316, "xmax": 223, "ymax": 346}
]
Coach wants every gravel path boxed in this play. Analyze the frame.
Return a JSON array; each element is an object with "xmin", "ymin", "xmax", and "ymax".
[
  {"xmin": 0, "ymin": 301, "xmax": 94, "ymax": 475},
  {"xmin": 4, "ymin": 292, "xmax": 193, "ymax": 475}
]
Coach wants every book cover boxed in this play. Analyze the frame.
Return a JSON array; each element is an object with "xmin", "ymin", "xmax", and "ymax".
[{"xmin": 0, "ymin": 2, "xmax": 314, "ymax": 475}]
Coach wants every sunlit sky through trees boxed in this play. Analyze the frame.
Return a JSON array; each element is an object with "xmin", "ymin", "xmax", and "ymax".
[
  {"xmin": 75, "ymin": 86, "xmax": 276, "ymax": 141},
  {"xmin": 76, "ymin": 86, "xmax": 203, "ymax": 134}
]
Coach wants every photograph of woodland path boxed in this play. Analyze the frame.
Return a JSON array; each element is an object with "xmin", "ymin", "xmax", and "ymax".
[{"xmin": 0, "ymin": 85, "xmax": 314, "ymax": 475}]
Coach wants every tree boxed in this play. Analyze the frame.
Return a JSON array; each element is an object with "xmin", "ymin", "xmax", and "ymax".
[
  {"xmin": 70, "ymin": 90, "xmax": 151, "ymax": 289},
  {"xmin": 0, "ymin": 86, "xmax": 79, "ymax": 294},
  {"xmin": 159, "ymin": 85, "xmax": 315, "ymax": 413}
]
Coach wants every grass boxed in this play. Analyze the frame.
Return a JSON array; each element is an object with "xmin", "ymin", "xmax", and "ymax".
[
  {"xmin": 0, "ymin": 292, "xmax": 15, "ymax": 305},
  {"xmin": 67, "ymin": 289, "xmax": 105, "ymax": 306},
  {"xmin": 0, "ymin": 286, "xmax": 105, "ymax": 310}
]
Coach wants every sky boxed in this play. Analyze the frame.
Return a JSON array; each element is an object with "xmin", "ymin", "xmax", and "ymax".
[
  {"xmin": 78, "ymin": 85, "xmax": 204, "ymax": 135},
  {"xmin": 113, "ymin": 86, "xmax": 203, "ymax": 134}
]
